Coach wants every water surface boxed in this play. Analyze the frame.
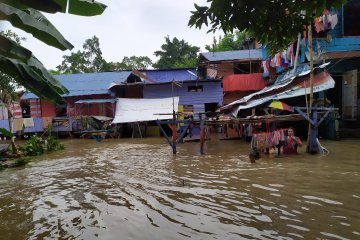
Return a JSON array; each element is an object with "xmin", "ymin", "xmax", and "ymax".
[{"xmin": 0, "ymin": 137, "xmax": 359, "ymax": 239}]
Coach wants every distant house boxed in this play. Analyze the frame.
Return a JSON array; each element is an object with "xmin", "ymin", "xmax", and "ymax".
[
  {"xmin": 142, "ymin": 68, "xmax": 223, "ymax": 120},
  {"xmin": 107, "ymin": 68, "xmax": 223, "ymax": 137},
  {"xmin": 17, "ymin": 71, "xmax": 134, "ymax": 134},
  {"xmin": 198, "ymin": 49, "xmax": 267, "ymax": 105}
]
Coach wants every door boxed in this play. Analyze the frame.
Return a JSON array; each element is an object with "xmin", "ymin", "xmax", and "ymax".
[{"xmin": 342, "ymin": 69, "xmax": 358, "ymax": 119}]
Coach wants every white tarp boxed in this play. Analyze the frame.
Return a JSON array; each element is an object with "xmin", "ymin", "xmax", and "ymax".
[{"xmin": 112, "ymin": 97, "xmax": 179, "ymax": 124}]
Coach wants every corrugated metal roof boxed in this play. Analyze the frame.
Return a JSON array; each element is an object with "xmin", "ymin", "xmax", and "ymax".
[
  {"xmin": 22, "ymin": 71, "xmax": 132, "ymax": 99},
  {"xmin": 200, "ymin": 49, "xmax": 263, "ymax": 62},
  {"xmin": 143, "ymin": 69, "xmax": 198, "ymax": 84}
]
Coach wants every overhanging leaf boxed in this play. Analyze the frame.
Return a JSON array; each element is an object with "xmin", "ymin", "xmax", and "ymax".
[
  {"xmin": 2, "ymin": 0, "xmax": 107, "ymax": 16},
  {"xmin": 0, "ymin": 55, "xmax": 68, "ymax": 105},
  {"xmin": 0, "ymin": 35, "xmax": 32, "ymax": 61},
  {"xmin": 0, "ymin": 3, "xmax": 74, "ymax": 51},
  {"xmin": 0, "ymin": 128, "xmax": 14, "ymax": 138},
  {"xmin": 1, "ymin": 0, "xmax": 63, "ymax": 14},
  {"xmin": 53, "ymin": 0, "xmax": 107, "ymax": 16}
]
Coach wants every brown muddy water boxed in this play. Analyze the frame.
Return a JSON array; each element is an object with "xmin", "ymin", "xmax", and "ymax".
[{"xmin": 0, "ymin": 137, "xmax": 359, "ymax": 240}]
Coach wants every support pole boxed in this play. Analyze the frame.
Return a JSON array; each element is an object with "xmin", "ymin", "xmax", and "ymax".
[
  {"xmin": 307, "ymin": 24, "xmax": 315, "ymax": 152},
  {"xmin": 199, "ymin": 113, "xmax": 205, "ymax": 155},
  {"xmin": 309, "ymin": 110, "xmax": 318, "ymax": 154},
  {"xmin": 137, "ymin": 122, "xmax": 142, "ymax": 138},
  {"xmin": 172, "ymin": 110, "xmax": 177, "ymax": 154}
]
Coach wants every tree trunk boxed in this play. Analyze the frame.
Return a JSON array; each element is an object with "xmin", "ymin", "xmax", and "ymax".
[{"xmin": 7, "ymin": 106, "xmax": 18, "ymax": 155}]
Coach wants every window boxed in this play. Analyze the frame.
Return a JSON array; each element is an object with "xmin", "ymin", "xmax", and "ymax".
[
  {"xmin": 234, "ymin": 62, "xmax": 262, "ymax": 74},
  {"xmin": 188, "ymin": 86, "xmax": 203, "ymax": 92},
  {"xmin": 20, "ymin": 100, "xmax": 30, "ymax": 118},
  {"xmin": 55, "ymin": 104, "xmax": 67, "ymax": 117}
]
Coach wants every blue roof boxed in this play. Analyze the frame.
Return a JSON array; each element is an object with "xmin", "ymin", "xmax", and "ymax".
[
  {"xmin": 22, "ymin": 71, "xmax": 132, "ymax": 99},
  {"xmin": 143, "ymin": 69, "xmax": 198, "ymax": 84},
  {"xmin": 200, "ymin": 49, "xmax": 263, "ymax": 62}
]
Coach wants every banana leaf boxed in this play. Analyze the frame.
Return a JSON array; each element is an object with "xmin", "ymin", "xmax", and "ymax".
[
  {"xmin": 3, "ymin": 0, "xmax": 106, "ymax": 16},
  {"xmin": 0, "ymin": 3, "xmax": 74, "ymax": 51},
  {"xmin": 1, "ymin": 0, "xmax": 63, "ymax": 14},
  {"xmin": 66, "ymin": 0, "xmax": 107, "ymax": 16},
  {"xmin": 0, "ymin": 55, "xmax": 68, "ymax": 105},
  {"xmin": 0, "ymin": 35, "xmax": 32, "ymax": 61}
]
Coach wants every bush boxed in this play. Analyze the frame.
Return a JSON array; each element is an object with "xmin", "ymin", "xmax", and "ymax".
[
  {"xmin": 12, "ymin": 156, "xmax": 32, "ymax": 167},
  {"xmin": 19, "ymin": 135, "xmax": 64, "ymax": 156}
]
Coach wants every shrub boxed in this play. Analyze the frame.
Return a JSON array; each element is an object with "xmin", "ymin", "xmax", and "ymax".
[{"xmin": 19, "ymin": 135, "xmax": 64, "ymax": 156}]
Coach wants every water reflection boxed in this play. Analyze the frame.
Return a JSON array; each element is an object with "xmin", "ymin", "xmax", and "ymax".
[{"xmin": 0, "ymin": 138, "xmax": 359, "ymax": 239}]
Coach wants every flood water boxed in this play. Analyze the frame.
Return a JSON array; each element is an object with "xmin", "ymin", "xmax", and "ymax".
[{"xmin": 0, "ymin": 137, "xmax": 359, "ymax": 240}]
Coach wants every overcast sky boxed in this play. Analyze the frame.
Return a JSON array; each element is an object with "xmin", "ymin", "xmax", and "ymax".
[{"xmin": 3, "ymin": 0, "xmax": 219, "ymax": 70}]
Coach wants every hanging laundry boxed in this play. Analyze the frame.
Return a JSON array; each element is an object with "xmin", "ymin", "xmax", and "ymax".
[
  {"xmin": 13, "ymin": 118, "xmax": 24, "ymax": 132},
  {"xmin": 262, "ymin": 59, "xmax": 270, "ymax": 77},
  {"xmin": 330, "ymin": 14, "xmax": 338, "ymax": 29},
  {"xmin": 314, "ymin": 9, "xmax": 338, "ymax": 33},
  {"xmin": 23, "ymin": 118, "xmax": 35, "ymax": 128}
]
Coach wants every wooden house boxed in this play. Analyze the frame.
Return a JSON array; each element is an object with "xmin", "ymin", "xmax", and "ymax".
[
  {"xmin": 198, "ymin": 49, "xmax": 267, "ymax": 105},
  {"xmin": 142, "ymin": 68, "xmax": 223, "ymax": 120},
  {"xmin": 108, "ymin": 68, "xmax": 223, "ymax": 138},
  {"xmin": 259, "ymin": 1, "xmax": 360, "ymax": 129},
  {"xmin": 307, "ymin": 1, "xmax": 360, "ymax": 125},
  {"xmin": 16, "ymin": 71, "xmax": 135, "ymax": 134}
]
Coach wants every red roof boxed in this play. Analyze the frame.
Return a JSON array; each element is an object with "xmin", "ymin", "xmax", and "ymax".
[{"xmin": 223, "ymin": 73, "xmax": 267, "ymax": 91}]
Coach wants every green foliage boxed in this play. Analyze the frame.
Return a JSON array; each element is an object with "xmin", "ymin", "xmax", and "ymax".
[
  {"xmin": 189, "ymin": 0, "xmax": 346, "ymax": 55},
  {"xmin": 12, "ymin": 156, "xmax": 32, "ymax": 167},
  {"xmin": 205, "ymin": 30, "xmax": 252, "ymax": 52},
  {"xmin": 0, "ymin": 164, "xmax": 5, "ymax": 171},
  {"xmin": 107, "ymin": 56, "xmax": 153, "ymax": 70},
  {"xmin": 153, "ymin": 36, "xmax": 200, "ymax": 69},
  {"xmin": 58, "ymin": 36, "xmax": 153, "ymax": 73},
  {"xmin": 0, "ymin": 0, "xmax": 107, "ymax": 104},
  {"xmin": 19, "ymin": 135, "xmax": 64, "ymax": 156},
  {"xmin": 0, "ymin": 128, "xmax": 14, "ymax": 138},
  {"xmin": 48, "ymin": 69, "xmax": 61, "ymax": 75},
  {"xmin": 57, "ymin": 36, "xmax": 107, "ymax": 73},
  {"xmin": 0, "ymin": 30, "xmax": 23, "ymax": 96}
]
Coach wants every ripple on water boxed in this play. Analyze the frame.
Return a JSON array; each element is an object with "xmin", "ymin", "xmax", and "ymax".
[
  {"xmin": 302, "ymin": 195, "xmax": 343, "ymax": 205},
  {"xmin": 0, "ymin": 139, "xmax": 359, "ymax": 239}
]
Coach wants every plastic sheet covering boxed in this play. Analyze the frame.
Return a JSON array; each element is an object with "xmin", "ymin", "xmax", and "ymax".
[{"xmin": 112, "ymin": 97, "xmax": 179, "ymax": 124}]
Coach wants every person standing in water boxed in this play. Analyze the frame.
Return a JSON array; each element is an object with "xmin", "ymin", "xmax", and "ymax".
[{"xmin": 283, "ymin": 127, "xmax": 302, "ymax": 154}]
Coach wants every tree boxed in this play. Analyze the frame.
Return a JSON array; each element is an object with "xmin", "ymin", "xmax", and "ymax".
[
  {"xmin": 120, "ymin": 56, "xmax": 153, "ymax": 70},
  {"xmin": 57, "ymin": 36, "xmax": 154, "ymax": 73},
  {"xmin": 0, "ymin": 0, "xmax": 107, "ymax": 104},
  {"xmin": 107, "ymin": 56, "xmax": 153, "ymax": 71},
  {"xmin": 0, "ymin": 30, "xmax": 26, "ymax": 155},
  {"xmin": 189, "ymin": 0, "xmax": 346, "ymax": 54},
  {"xmin": 205, "ymin": 30, "xmax": 252, "ymax": 52},
  {"xmin": 153, "ymin": 36, "xmax": 200, "ymax": 69},
  {"xmin": 57, "ymin": 36, "xmax": 107, "ymax": 73}
]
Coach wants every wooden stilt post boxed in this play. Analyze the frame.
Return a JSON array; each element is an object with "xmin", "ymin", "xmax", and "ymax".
[
  {"xmin": 172, "ymin": 110, "xmax": 177, "ymax": 154},
  {"xmin": 137, "ymin": 122, "xmax": 142, "ymax": 138},
  {"xmin": 199, "ymin": 113, "xmax": 205, "ymax": 155},
  {"xmin": 309, "ymin": 110, "xmax": 318, "ymax": 154},
  {"xmin": 307, "ymin": 24, "xmax": 315, "ymax": 152}
]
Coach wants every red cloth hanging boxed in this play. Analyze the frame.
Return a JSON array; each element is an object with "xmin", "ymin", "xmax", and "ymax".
[{"xmin": 223, "ymin": 73, "xmax": 267, "ymax": 91}]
